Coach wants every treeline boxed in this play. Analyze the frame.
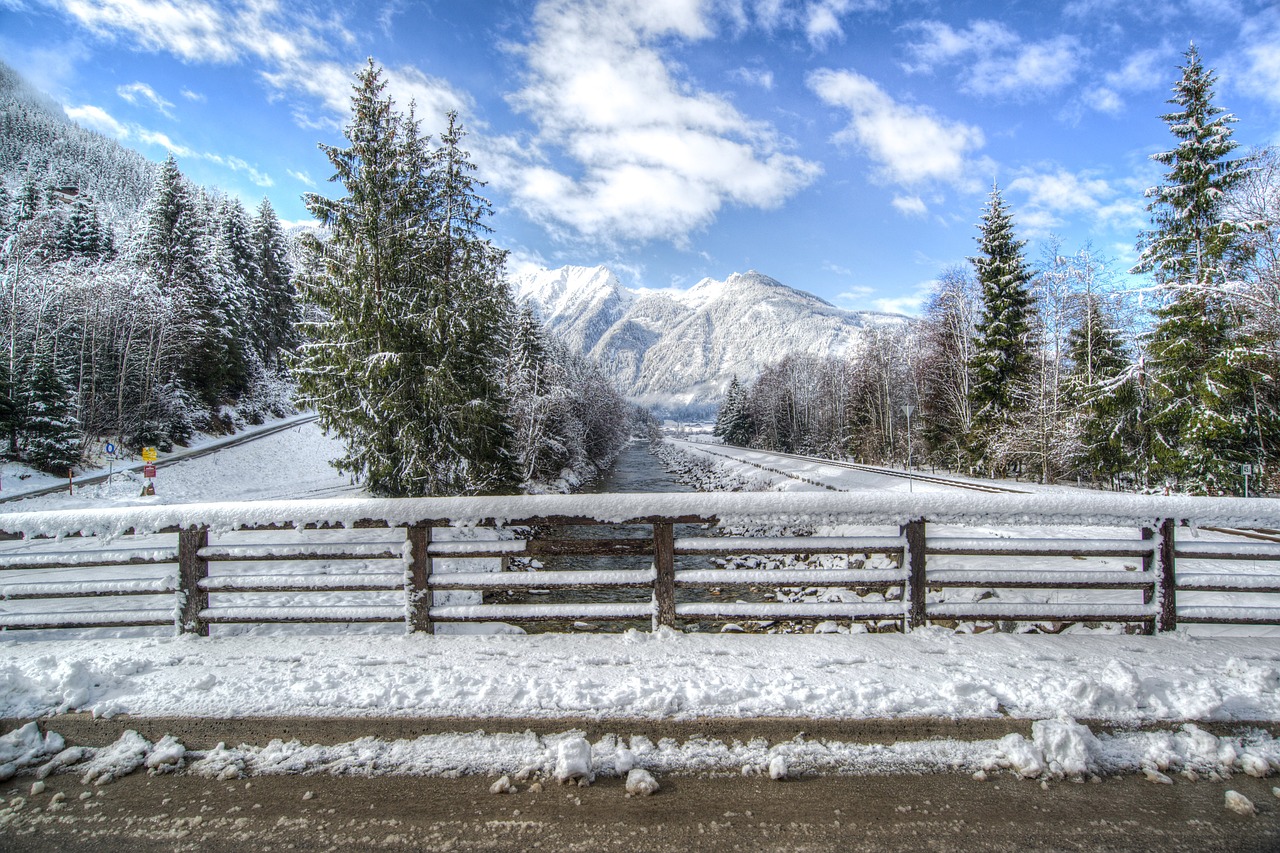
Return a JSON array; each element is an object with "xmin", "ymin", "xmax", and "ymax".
[
  {"xmin": 1, "ymin": 154, "xmax": 298, "ymax": 473},
  {"xmin": 296, "ymin": 61, "xmax": 629, "ymax": 496},
  {"xmin": 717, "ymin": 47, "xmax": 1280, "ymax": 495}
]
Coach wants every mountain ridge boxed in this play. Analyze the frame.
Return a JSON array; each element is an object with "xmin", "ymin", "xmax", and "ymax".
[{"xmin": 511, "ymin": 265, "xmax": 910, "ymax": 417}]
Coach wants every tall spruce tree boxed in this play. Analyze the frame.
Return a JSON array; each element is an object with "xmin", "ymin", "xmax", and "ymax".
[
  {"xmin": 967, "ymin": 185, "xmax": 1035, "ymax": 472},
  {"xmin": 714, "ymin": 376, "xmax": 753, "ymax": 447},
  {"xmin": 1133, "ymin": 45, "xmax": 1272, "ymax": 492},
  {"xmin": 1064, "ymin": 297, "xmax": 1140, "ymax": 488},
  {"xmin": 24, "ymin": 352, "xmax": 80, "ymax": 473},
  {"xmin": 251, "ymin": 198, "xmax": 296, "ymax": 370},
  {"xmin": 295, "ymin": 61, "xmax": 516, "ymax": 496}
]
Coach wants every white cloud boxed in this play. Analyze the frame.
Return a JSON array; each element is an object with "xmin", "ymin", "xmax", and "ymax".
[
  {"xmin": 287, "ymin": 168, "xmax": 315, "ymax": 188},
  {"xmin": 64, "ymin": 101, "xmax": 273, "ymax": 187},
  {"xmin": 801, "ymin": 0, "xmax": 889, "ymax": 48},
  {"xmin": 117, "ymin": 80, "xmax": 174, "ymax": 116},
  {"xmin": 1082, "ymin": 45, "xmax": 1176, "ymax": 114},
  {"xmin": 731, "ymin": 66, "xmax": 774, "ymax": 90},
  {"xmin": 503, "ymin": 0, "xmax": 821, "ymax": 244},
  {"xmin": 63, "ymin": 103, "xmax": 128, "ymax": 137},
  {"xmin": 837, "ymin": 278, "xmax": 931, "ymax": 315},
  {"xmin": 904, "ymin": 20, "xmax": 1084, "ymax": 99},
  {"xmin": 49, "ymin": 0, "xmax": 465, "ymax": 133},
  {"xmin": 1005, "ymin": 167, "xmax": 1145, "ymax": 235},
  {"xmin": 808, "ymin": 68, "xmax": 985, "ymax": 190},
  {"xmin": 891, "ymin": 194, "xmax": 927, "ymax": 217},
  {"xmin": 57, "ymin": 0, "xmax": 240, "ymax": 62},
  {"xmin": 203, "ymin": 152, "xmax": 273, "ymax": 187},
  {"xmin": 1238, "ymin": 10, "xmax": 1280, "ymax": 108},
  {"xmin": 180, "ymin": 87, "xmax": 205, "ymax": 102}
]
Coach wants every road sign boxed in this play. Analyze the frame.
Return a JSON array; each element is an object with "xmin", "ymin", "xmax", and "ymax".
[
  {"xmin": 105, "ymin": 442, "xmax": 116, "ymax": 456},
  {"xmin": 1243, "ymin": 463, "xmax": 1254, "ymax": 475},
  {"xmin": 141, "ymin": 447, "xmax": 157, "ymax": 463},
  {"xmin": 143, "ymin": 463, "xmax": 156, "ymax": 478}
]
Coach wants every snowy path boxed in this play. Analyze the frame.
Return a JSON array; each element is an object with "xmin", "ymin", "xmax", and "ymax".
[
  {"xmin": 6, "ymin": 419, "xmax": 362, "ymax": 512},
  {"xmin": 670, "ymin": 439, "xmax": 1010, "ymax": 493}
]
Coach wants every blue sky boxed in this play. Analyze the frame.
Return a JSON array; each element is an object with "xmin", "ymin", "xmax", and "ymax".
[{"xmin": 3, "ymin": 0, "xmax": 1279, "ymax": 314}]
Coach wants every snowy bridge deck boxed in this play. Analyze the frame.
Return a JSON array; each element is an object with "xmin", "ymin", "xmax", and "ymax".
[{"xmin": 2, "ymin": 491, "xmax": 1280, "ymax": 635}]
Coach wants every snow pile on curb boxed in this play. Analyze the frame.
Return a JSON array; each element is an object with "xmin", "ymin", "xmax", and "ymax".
[{"xmin": 6, "ymin": 720, "xmax": 1280, "ymax": 786}]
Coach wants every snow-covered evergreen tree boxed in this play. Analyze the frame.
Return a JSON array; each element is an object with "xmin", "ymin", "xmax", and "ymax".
[
  {"xmin": 967, "ymin": 185, "xmax": 1035, "ymax": 474},
  {"xmin": 1064, "ymin": 296, "xmax": 1141, "ymax": 488},
  {"xmin": 251, "ymin": 198, "xmax": 297, "ymax": 370},
  {"xmin": 296, "ymin": 61, "xmax": 517, "ymax": 496},
  {"xmin": 23, "ymin": 351, "xmax": 80, "ymax": 472},
  {"xmin": 1134, "ymin": 46, "xmax": 1274, "ymax": 492},
  {"xmin": 714, "ymin": 376, "xmax": 753, "ymax": 446}
]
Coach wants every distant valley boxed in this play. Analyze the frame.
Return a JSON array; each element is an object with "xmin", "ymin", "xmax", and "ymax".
[{"xmin": 511, "ymin": 265, "xmax": 909, "ymax": 417}]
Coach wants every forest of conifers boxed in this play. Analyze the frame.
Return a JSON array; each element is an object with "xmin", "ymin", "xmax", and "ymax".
[
  {"xmin": 0, "ymin": 60, "xmax": 631, "ymax": 495},
  {"xmin": 717, "ymin": 48, "xmax": 1280, "ymax": 496}
]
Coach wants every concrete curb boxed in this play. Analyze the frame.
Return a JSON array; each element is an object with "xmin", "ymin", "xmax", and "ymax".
[{"xmin": 7, "ymin": 714, "xmax": 1279, "ymax": 750}]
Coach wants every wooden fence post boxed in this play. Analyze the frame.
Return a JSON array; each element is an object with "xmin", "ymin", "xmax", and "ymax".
[
  {"xmin": 177, "ymin": 526, "xmax": 209, "ymax": 636},
  {"xmin": 903, "ymin": 518, "xmax": 927, "ymax": 631},
  {"xmin": 406, "ymin": 524, "xmax": 433, "ymax": 634},
  {"xmin": 1140, "ymin": 525, "xmax": 1156, "ymax": 635},
  {"xmin": 1157, "ymin": 518, "xmax": 1177, "ymax": 632},
  {"xmin": 653, "ymin": 522, "xmax": 676, "ymax": 630}
]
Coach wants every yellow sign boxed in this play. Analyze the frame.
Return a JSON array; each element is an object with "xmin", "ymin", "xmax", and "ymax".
[{"xmin": 141, "ymin": 447, "xmax": 158, "ymax": 463}]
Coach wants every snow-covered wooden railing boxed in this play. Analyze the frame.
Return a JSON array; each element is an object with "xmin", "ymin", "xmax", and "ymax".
[{"xmin": 2, "ymin": 491, "xmax": 1280, "ymax": 634}]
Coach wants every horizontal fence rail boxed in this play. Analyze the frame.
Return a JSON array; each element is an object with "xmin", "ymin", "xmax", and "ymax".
[{"xmin": 2, "ymin": 491, "xmax": 1280, "ymax": 635}]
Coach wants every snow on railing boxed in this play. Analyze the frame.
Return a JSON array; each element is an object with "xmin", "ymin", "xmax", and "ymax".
[{"xmin": 1, "ymin": 492, "xmax": 1280, "ymax": 635}]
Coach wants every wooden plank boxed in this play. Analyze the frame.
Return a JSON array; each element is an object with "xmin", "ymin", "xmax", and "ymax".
[
  {"xmin": 200, "ymin": 549, "xmax": 400, "ymax": 562},
  {"xmin": 429, "ymin": 603, "xmax": 654, "ymax": 622},
  {"xmin": 674, "ymin": 569, "xmax": 905, "ymax": 587},
  {"xmin": 406, "ymin": 524, "xmax": 432, "ymax": 633},
  {"xmin": 674, "ymin": 536, "xmax": 904, "ymax": 556},
  {"xmin": 0, "ymin": 555, "xmax": 175, "ymax": 571},
  {"xmin": 653, "ymin": 522, "xmax": 675, "ymax": 629},
  {"xmin": 926, "ymin": 570, "xmax": 1154, "ymax": 590},
  {"xmin": 0, "ymin": 587, "xmax": 176, "ymax": 600},
  {"xmin": 177, "ymin": 526, "xmax": 209, "ymax": 636},
  {"xmin": 429, "ymin": 570, "xmax": 653, "ymax": 590},
  {"xmin": 0, "ymin": 617, "xmax": 173, "ymax": 631}
]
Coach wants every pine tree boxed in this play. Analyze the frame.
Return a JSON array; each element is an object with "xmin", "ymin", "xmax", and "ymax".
[
  {"xmin": 1064, "ymin": 297, "xmax": 1140, "ymax": 487},
  {"xmin": 967, "ymin": 185, "xmax": 1035, "ymax": 473},
  {"xmin": 251, "ymin": 198, "xmax": 297, "ymax": 370},
  {"xmin": 295, "ymin": 61, "xmax": 517, "ymax": 496},
  {"xmin": 714, "ymin": 376, "xmax": 753, "ymax": 446},
  {"xmin": 1133, "ymin": 45, "xmax": 1272, "ymax": 492},
  {"xmin": 136, "ymin": 157, "xmax": 234, "ymax": 415},
  {"xmin": 23, "ymin": 352, "xmax": 80, "ymax": 473}
]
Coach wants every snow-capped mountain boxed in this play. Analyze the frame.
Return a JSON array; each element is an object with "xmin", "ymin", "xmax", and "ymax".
[{"xmin": 511, "ymin": 265, "xmax": 909, "ymax": 416}]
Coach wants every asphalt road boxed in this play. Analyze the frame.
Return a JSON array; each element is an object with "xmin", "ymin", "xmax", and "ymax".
[{"xmin": 3, "ymin": 766, "xmax": 1279, "ymax": 852}]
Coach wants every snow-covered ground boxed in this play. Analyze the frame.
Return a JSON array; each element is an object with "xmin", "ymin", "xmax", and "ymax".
[
  {"xmin": 4, "ymin": 630, "xmax": 1280, "ymax": 785},
  {"xmin": 2, "ymin": 416, "xmax": 357, "ymax": 509}
]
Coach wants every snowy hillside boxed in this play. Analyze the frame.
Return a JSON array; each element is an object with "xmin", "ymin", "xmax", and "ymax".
[{"xmin": 511, "ymin": 266, "xmax": 909, "ymax": 415}]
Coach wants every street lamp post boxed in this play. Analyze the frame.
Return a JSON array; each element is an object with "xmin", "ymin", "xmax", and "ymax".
[{"xmin": 901, "ymin": 404, "xmax": 914, "ymax": 471}]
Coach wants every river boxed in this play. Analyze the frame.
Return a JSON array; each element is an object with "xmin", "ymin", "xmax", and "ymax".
[{"xmin": 502, "ymin": 439, "xmax": 713, "ymax": 632}]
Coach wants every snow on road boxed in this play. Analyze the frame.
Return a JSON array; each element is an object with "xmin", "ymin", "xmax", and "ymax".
[
  {"xmin": 2, "ymin": 628, "xmax": 1279, "ymax": 724},
  {"xmin": 9, "ymin": 421, "xmax": 361, "ymax": 512}
]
